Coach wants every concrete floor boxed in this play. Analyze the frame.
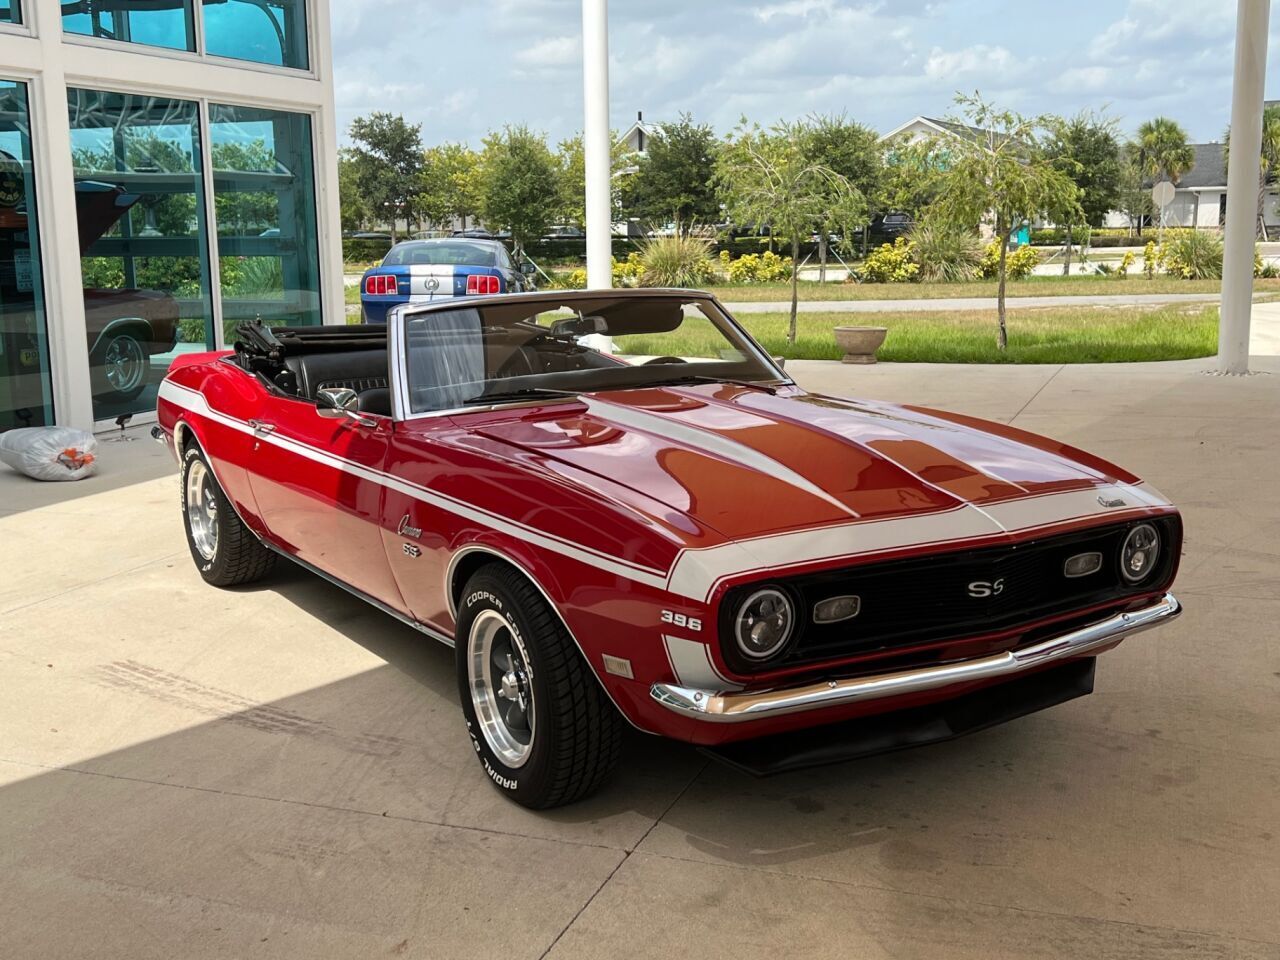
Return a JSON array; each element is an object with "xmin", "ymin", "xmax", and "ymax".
[{"xmin": 2, "ymin": 357, "xmax": 1279, "ymax": 959}]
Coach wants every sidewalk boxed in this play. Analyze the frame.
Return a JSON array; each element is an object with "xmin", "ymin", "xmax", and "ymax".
[{"xmin": 722, "ymin": 291, "xmax": 1262, "ymax": 314}]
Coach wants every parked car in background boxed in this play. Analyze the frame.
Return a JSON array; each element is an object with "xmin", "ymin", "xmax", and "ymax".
[
  {"xmin": 157, "ymin": 289, "xmax": 1182, "ymax": 810},
  {"xmin": 360, "ymin": 237, "xmax": 534, "ymax": 323},
  {"xmin": 870, "ymin": 212, "xmax": 914, "ymax": 241}
]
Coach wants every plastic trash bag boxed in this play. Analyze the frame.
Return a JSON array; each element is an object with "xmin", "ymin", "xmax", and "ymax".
[{"xmin": 0, "ymin": 427, "xmax": 98, "ymax": 482}]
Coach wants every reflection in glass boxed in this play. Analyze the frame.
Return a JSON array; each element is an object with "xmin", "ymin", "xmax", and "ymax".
[
  {"xmin": 210, "ymin": 104, "xmax": 321, "ymax": 331},
  {"xmin": 204, "ymin": 0, "xmax": 309, "ymax": 69},
  {"xmin": 62, "ymin": 0, "xmax": 194, "ymax": 50},
  {"xmin": 0, "ymin": 1, "xmax": 22, "ymax": 26},
  {"xmin": 0, "ymin": 80, "xmax": 51, "ymax": 431},
  {"xmin": 67, "ymin": 89, "xmax": 214, "ymax": 422}
]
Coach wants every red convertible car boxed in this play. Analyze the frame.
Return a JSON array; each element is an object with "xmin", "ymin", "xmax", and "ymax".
[{"xmin": 154, "ymin": 290, "xmax": 1182, "ymax": 808}]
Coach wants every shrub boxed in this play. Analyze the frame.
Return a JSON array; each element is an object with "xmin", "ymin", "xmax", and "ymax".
[
  {"xmin": 1161, "ymin": 231, "xmax": 1223, "ymax": 280},
  {"xmin": 861, "ymin": 238, "xmax": 920, "ymax": 283},
  {"xmin": 637, "ymin": 231, "xmax": 716, "ymax": 288},
  {"xmin": 613, "ymin": 252, "xmax": 645, "ymax": 287},
  {"xmin": 1255, "ymin": 248, "xmax": 1279, "ymax": 278},
  {"xmin": 726, "ymin": 250, "xmax": 793, "ymax": 283},
  {"xmin": 976, "ymin": 242, "xmax": 1039, "ymax": 280},
  {"xmin": 1117, "ymin": 249, "xmax": 1136, "ymax": 278},
  {"xmin": 909, "ymin": 220, "xmax": 983, "ymax": 283},
  {"xmin": 1143, "ymin": 240, "xmax": 1159, "ymax": 279},
  {"xmin": 563, "ymin": 268, "xmax": 587, "ymax": 289}
]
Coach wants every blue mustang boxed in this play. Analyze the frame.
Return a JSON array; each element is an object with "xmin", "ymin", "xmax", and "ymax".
[{"xmin": 360, "ymin": 238, "xmax": 535, "ymax": 323}]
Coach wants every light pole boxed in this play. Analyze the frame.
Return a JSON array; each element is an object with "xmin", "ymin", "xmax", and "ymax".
[
  {"xmin": 1220, "ymin": 0, "xmax": 1270, "ymax": 374},
  {"xmin": 581, "ymin": 0, "xmax": 612, "ymax": 289}
]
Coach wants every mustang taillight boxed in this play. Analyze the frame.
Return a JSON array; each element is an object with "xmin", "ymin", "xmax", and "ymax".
[
  {"xmin": 364, "ymin": 274, "xmax": 399, "ymax": 295},
  {"xmin": 465, "ymin": 274, "xmax": 500, "ymax": 295}
]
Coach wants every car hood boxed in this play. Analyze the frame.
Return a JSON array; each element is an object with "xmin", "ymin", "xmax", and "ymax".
[{"xmin": 469, "ymin": 384, "xmax": 1165, "ymax": 550}]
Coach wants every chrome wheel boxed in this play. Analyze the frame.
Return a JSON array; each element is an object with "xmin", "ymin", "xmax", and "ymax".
[
  {"xmin": 185, "ymin": 459, "xmax": 219, "ymax": 561},
  {"xmin": 103, "ymin": 334, "xmax": 147, "ymax": 394},
  {"xmin": 467, "ymin": 609, "xmax": 535, "ymax": 767}
]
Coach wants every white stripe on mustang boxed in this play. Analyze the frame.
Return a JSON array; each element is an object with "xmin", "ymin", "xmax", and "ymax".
[{"xmin": 160, "ymin": 379, "xmax": 1171, "ymax": 603}]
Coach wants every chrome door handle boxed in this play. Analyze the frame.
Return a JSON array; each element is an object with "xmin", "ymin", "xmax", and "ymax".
[{"xmin": 248, "ymin": 420, "xmax": 276, "ymax": 437}]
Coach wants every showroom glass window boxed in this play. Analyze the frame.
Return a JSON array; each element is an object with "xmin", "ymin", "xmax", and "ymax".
[
  {"xmin": 205, "ymin": 0, "xmax": 309, "ymax": 70},
  {"xmin": 0, "ymin": 1, "xmax": 21, "ymax": 26},
  {"xmin": 67, "ymin": 89, "xmax": 215, "ymax": 423},
  {"xmin": 209, "ymin": 104, "xmax": 321, "ymax": 328},
  {"xmin": 62, "ymin": 0, "xmax": 195, "ymax": 51},
  {"xmin": 0, "ymin": 80, "xmax": 52, "ymax": 431}
]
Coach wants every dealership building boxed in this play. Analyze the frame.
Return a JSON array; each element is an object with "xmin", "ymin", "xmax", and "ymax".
[{"xmin": 0, "ymin": 0, "xmax": 341, "ymax": 434}]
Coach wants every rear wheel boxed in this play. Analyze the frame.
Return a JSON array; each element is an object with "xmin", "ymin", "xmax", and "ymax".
[
  {"xmin": 93, "ymin": 330, "xmax": 150, "ymax": 402},
  {"xmin": 456, "ymin": 563, "xmax": 622, "ymax": 809},
  {"xmin": 181, "ymin": 442, "xmax": 275, "ymax": 586}
]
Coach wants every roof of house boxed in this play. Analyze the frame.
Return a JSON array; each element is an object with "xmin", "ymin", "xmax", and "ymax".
[
  {"xmin": 879, "ymin": 114, "xmax": 1011, "ymax": 147},
  {"xmin": 1169, "ymin": 142, "xmax": 1226, "ymax": 190}
]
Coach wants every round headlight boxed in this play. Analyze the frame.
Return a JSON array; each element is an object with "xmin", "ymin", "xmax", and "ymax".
[
  {"xmin": 1120, "ymin": 523, "xmax": 1161, "ymax": 583},
  {"xmin": 734, "ymin": 587, "xmax": 794, "ymax": 660}
]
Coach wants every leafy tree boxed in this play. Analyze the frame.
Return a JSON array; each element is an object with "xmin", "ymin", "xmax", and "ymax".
[
  {"xmin": 1045, "ymin": 110, "xmax": 1123, "ymax": 273},
  {"xmin": 1133, "ymin": 116, "xmax": 1196, "ymax": 185},
  {"xmin": 419, "ymin": 142, "xmax": 482, "ymax": 231},
  {"xmin": 1116, "ymin": 152, "xmax": 1154, "ymax": 236},
  {"xmin": 1224, "ymin": 104, "xmax": 1280, "ymax": 239},
  {"xmin": 347, "ymin": 112, "xmax": 424, "ymax": 241},
  {"xmin": 211, "ymin": 139, "xmax": 281, "ymax": 236},
  {"xmin": 717, "ymin": 120, "xmax": 866, "ymax": 344},
  {"xmin": 555, "ymin": 132, "xmax": 630, "ymax": 228},
  {"xmin": 929, "ymin": 93, "xmax": 1082, "ymax": 350},
  {"xmin": 477, "ymin": 124, "xmax": 561, "ymax": 253},
  {"xmin": 879, "ymin": 136, "xmax": 948, "ymax": 222},
  {"xmin": 337, "ymin": 149, "xmax": 369, "ymax": 233},
  {"xmin": 624, "ymin": 114, "xmax": 721, "ymax": 226},
  {"xmin": 801, "ymin": 114, "xmax": 883, "ymax": 277}
]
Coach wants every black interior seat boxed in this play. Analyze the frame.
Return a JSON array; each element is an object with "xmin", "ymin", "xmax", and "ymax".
[
  {"xmin": 357, "ymin": 387, "xmax": 392, "ymax": 416},
  {"xmin": 283, "ymin": 350, "xmax": 388, "ymax": 400}
]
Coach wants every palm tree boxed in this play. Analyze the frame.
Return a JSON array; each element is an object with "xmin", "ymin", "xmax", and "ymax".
[
  {"xmin": 1224, "ymin": 104, "xmax": 1280, "ymax": 239},
  {"xmin": 1133, "ymin": 117, "xmax": 1195, "ymax": 239},
  {"xmin": 1134, "ymin": 117, "xmax": 1196, "ymax": 184}
]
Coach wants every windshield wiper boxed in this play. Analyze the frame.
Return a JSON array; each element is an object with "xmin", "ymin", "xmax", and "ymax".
[
  {"xmin": 463, "ymin": 386, "xmax": 582, "ymax": 406},
  {"xmin": 642, "ymin": 373, "xmax": 784, "ymax": 395}
]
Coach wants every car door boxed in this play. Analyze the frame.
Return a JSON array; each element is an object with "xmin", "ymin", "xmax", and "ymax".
[{"xmin": 245, "ymin": 392, "xmax": 406, "ymax": 611}]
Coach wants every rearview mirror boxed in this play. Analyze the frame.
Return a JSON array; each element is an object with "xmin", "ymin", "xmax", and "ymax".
[
  {"xmin": 549, "ymin": 314, "xmax": 608, "ymax": 338},
  {"xmin": 317, "ymin": 387, "xmax": 375, "ymax": 427},
  {"xmin": 520, "ymin": 261, "xmax": 537, "ymax": 276}
]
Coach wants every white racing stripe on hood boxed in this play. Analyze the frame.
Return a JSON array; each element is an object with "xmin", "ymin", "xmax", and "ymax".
[
  {"xmin": 584, "ymin": 396, "xmax": 861, "ymax": 519},
  {"xmin": 664, "ymin": 481, "xmax": 1171, "ymax": 601}
]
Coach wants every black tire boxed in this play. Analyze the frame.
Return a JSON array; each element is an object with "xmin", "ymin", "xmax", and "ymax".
[
  {"xmin": 92, "ymin": 330, "xmax": 150, "ymax": 402},
  {"xmin": 456, "ymin": 563, "xmax": 622, "ymax": 809},
  {"xmin": 180, "ymin": 441, "xmax": 275, "ymax": 587}
]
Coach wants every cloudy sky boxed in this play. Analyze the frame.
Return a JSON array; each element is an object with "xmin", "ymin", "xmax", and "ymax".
[{"xmin": 330, "ymin": 0, "xmax": 1276, "ymax": 148}]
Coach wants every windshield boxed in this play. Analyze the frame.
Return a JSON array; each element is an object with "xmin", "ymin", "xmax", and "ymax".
[
  {"xmin": 399, "ymin": 294, "xmax": 784, "ymax": 415},
  {"xmin": 384, "ymin": 241, "xmax": 498, "ymax": 267}
]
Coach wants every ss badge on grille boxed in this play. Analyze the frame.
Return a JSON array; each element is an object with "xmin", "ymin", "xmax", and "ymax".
[{"xmin": 967, "ymin": 578, "xmax": 1005, "ymax": 598}]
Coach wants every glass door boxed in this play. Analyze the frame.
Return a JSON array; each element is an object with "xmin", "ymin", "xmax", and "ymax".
[{"xmin": 67, "ymin": 89, "xmax": 215, "ymax": 423}]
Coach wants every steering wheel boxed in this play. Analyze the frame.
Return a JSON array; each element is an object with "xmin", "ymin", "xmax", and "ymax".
[
  {"xmin": 643, "ymin": 356, "xmax": 687, "ymax": 365},
  {"xmin": 496, "ymin": 348, "xmax": 539, "ymax": 379}
]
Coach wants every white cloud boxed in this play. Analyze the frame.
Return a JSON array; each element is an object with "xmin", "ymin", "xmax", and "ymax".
[
  {"xmin": 924, "ymin": 44, "xmax": 1015, "ymax": 80},
  {"xmin": 513, "ymin": 35, "xmax": 581, "ymax": 69}
]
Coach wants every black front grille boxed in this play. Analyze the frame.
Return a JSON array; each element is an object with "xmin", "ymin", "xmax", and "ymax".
[{"xmin": 719, "ymin": 517, "xmax": 1180, "ymax": 674}]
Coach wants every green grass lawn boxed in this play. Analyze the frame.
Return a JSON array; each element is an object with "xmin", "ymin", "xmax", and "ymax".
[
  {"xmin": 615, "ymin": 306, "xmax": 1219, "ymax": 364},
  {"xmin": 712, "ymin": 276, "xmax": 1278, "ymax": 302}
]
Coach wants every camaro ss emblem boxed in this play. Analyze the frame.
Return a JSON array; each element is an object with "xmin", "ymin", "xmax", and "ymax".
[
  {"xmin": 403, "ymin": 543, "xmax": 421, "ymax": 558},
  {"xmin": 968, "ymin": 578, "xmax": 1005, "ymax": 598},
  {"xmin": 397, "ymin": 515, "xmax": 423, "ymax": 538},
  {"xmin": 425, "ymin": 276, "xmax": 440, "ymax": 291}
]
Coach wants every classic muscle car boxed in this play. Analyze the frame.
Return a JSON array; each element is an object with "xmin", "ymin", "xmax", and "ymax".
[{"xmin": 153, "ymin": 290, "xmax": 1182, "ymax": 809}]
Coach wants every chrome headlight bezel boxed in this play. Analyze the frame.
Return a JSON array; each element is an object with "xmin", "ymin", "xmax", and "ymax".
[
  {"xmin": 1119, "ymin": 523, "xmax": 1161, "ymax": 584},
  {"xmin": 732, "ymin": 586, "xmax": 796, "ymax": 662}
]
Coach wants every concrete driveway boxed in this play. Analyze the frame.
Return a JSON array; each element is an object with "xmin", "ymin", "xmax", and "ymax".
[{"xmin": 2, "ymin": 357, "xmax": 1278, "ymax": 959}]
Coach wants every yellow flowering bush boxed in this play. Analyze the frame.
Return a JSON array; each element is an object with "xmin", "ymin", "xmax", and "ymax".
[
  {"xmin": 726, "ymin": 250, "xmax": 793, "ymax": 283},
  {"xmin": 861, "ymin": 238, "xmax": 920, "ymax": 283},
  {"xmin": 976, "ymin": 241, "xmax": 1039, "ymax": 280}
]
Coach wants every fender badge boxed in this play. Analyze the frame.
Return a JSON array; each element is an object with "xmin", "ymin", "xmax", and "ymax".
[
  {"xmin": 397, "ymin": 515, "xmax": 423, "ymax": 538},
  {"xmin": 1098, "ymin": 495, "xmax": 1127, "ymax": 508},
  {"xmin": 402, "ymin": 543, "xmax": 421, "ymax": 558}
]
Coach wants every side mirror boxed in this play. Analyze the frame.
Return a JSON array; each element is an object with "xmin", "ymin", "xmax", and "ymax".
[
  {"xmin": 549, "ymin": 314, "xmax": 608, "ymax": 338},
  {"xmin": 520, "ymin": 261, "xmax": 537, "ymax": 276},
  {"xmin": 317, "ymin": 387, "xmax": 375, "ymax": 427}
]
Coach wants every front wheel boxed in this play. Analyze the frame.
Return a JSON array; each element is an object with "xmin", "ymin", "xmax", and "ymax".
[
  {"xmin": 93, "ymin": 330, "xmax": 150, "ymax": 402},
  {"xmin": 456, "ymin": 563, "xmax": 622, "ymax": 809},
  {"xmin": 181, "ymin": 442, "xmax": 275, "ymax": 587}
]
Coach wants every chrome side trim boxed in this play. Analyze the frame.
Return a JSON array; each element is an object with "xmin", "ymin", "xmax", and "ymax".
[
  {"xmin": 649, "ymin": 593, "xmax": 1181, "ymax": 723},
  {"xmin": 265, "ymin": 542, "xmax": 456, "ymax": 648},
  {"xmin": 87, "ymin": 315, "xmax": 155, "ymax": 357}
]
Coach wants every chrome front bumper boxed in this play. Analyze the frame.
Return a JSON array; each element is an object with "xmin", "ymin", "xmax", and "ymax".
[{"xmin": 650, "ymin": 593, "xmax": 1181, "ymax": 723}]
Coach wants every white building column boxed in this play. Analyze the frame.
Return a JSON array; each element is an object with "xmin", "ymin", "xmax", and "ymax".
[
  {"xmin": 1220, "ymin": 0, "xmax": 1270, "ymax": 374},
  {"xmin": 581, "ymin": 0, "xmax": 611, "ymax": 289}
]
